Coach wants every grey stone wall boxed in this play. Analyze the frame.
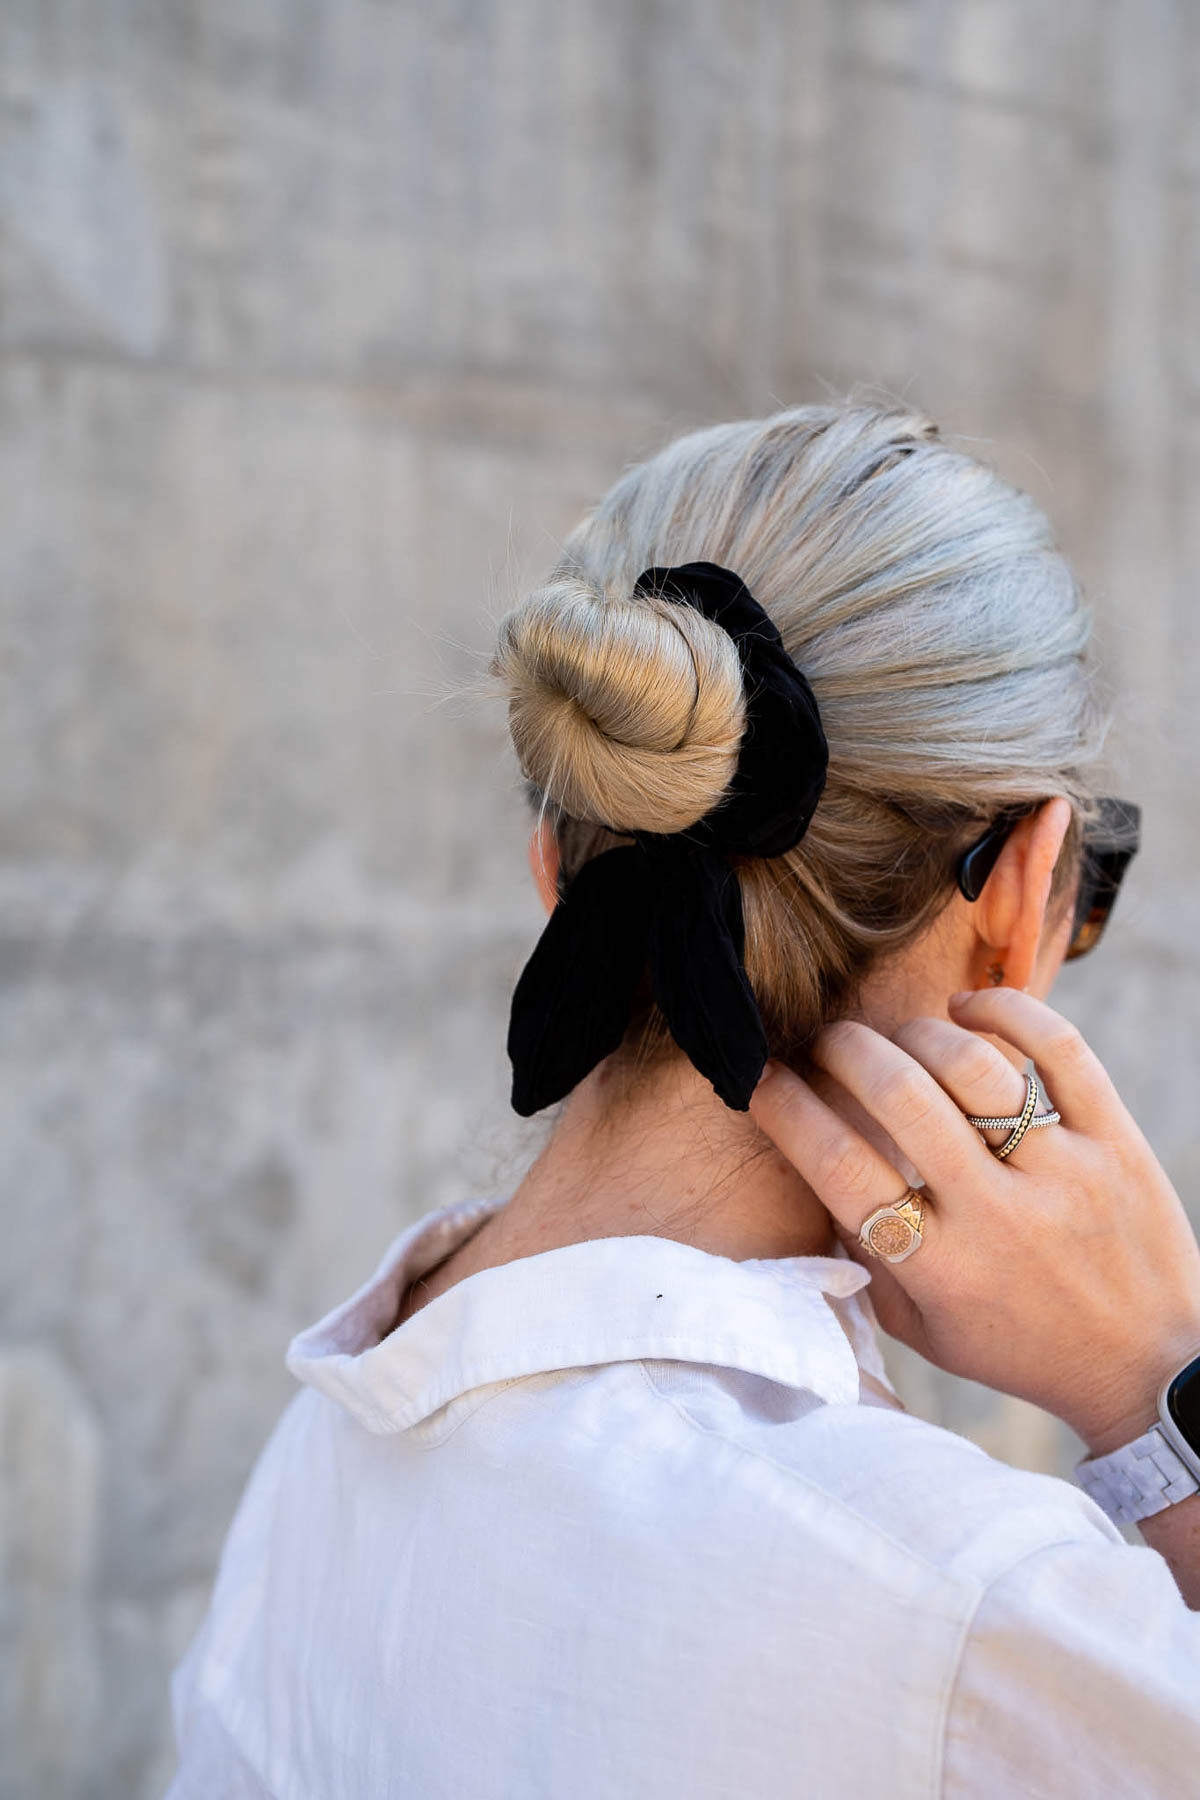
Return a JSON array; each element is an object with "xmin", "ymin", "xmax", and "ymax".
[{"xmin": 2, "ymin": 2, "xmax": 1198, "ymax": 1793}]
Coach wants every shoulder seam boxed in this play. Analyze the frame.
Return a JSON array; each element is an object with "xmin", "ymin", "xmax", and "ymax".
[{"xmin": 934, "ymin": 1572, "xmax": 989, "ymax": 1800}]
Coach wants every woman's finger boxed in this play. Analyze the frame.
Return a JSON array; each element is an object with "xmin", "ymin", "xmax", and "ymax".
[
  {"xmin": 748, "ymin": 1063, "xmax": 940, "ymax": 1286},
  {"xmin": 946, "ymin": 987, "xmax": 1120, "ymax": 1131},
  {"xmin": 809, "ymin": 1018, "xmax": 1000, "ymax": 1196},
  {"xmin": 749, "ymin": 1063, "xmax": 943, "ymax": 1355},
  {"xmin": 889, "ymin": 1015, "xmax": 1042, "ymax": 1148}
]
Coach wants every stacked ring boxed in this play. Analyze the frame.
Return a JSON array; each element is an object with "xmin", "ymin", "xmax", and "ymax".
[{"xmin": 964, "ymin": 1071, "xmax": 1060, "ymax": 1160}]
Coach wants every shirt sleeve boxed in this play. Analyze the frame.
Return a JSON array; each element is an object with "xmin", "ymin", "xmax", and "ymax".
[{"xmin": 943, "ymin": 1534, "xmax": 1200, "ymax": 1799}]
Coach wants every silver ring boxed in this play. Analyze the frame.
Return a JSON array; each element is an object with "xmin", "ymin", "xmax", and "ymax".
[
  {"xmin": 964, "ymin": 1071, "xmax": 1059, "ymax": 1160},
  {"xmin": 965, "ymin": 1108, "xmax": 1062, "ymax": 1131}
]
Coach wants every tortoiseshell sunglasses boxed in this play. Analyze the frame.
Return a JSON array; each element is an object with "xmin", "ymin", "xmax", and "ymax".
[{"xmin": 956, "ymin": 796, "xmax": 1141, "ymax": 963}]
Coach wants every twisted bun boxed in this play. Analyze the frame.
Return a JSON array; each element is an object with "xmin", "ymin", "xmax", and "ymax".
[{"xmin": 489, "ymin": 576, "xmax": 746, "ymax": 834}]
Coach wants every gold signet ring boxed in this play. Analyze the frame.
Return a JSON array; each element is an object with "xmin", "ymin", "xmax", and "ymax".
[{"xmin": 858, "ymin": 1187, "xmax": 926, "ymax": 1263}]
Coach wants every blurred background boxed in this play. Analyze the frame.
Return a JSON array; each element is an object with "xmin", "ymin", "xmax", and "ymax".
[{"xmin": 3, "ymin": 1, "xmax": 1198, "ymax": 1794}]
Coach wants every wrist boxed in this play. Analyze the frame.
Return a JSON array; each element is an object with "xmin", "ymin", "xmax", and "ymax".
[
  {"xmin": 1075, "ymin": 1399, "xmax": 1161, "ymax": 1461},
  {"xmin": 1065, "ymin": 1336, "xmax": 1200, "ymax": 1458}
]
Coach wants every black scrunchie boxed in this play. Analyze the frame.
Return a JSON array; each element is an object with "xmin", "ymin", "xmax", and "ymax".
[{"xmin": 506, "ymin": 561, "xmax": 828, "ymax": 1115}]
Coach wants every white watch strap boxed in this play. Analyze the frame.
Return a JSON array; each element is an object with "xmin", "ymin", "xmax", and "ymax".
[{"xmin": 1074, "ymin": 1422, "xmax": 1200, "ymax": 1524}]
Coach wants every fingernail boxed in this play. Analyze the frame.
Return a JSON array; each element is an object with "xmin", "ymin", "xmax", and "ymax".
[{"xmin": 948, "ymin": 990, "xmax": 975, "ymax": 1007}]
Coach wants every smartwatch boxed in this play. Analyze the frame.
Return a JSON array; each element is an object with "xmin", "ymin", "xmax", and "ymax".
[{"xmin": 1074, "ymin": 1349, "xmax": 1200, "ymax": 1525}]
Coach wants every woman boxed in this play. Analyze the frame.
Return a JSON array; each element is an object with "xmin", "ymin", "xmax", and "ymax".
[{"xmin": 168, "ymin": 400, "xmax": 1200, "ymax": 1797}]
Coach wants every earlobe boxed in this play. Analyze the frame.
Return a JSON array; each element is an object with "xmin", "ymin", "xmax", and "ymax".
[{"xmin": 528, "ymin": 817, "xmax": 561, "ymax": 916}]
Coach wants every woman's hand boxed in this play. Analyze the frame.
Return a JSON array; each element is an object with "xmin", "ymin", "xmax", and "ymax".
[{"xmin": 749, "ymin": 988, "xmax": 1200, "ymax": 1456}]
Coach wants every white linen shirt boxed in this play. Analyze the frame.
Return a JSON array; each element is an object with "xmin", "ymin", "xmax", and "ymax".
[{"xmin": 166, "ymin": 1192, "xmax": 1200, "ymax": 1799}]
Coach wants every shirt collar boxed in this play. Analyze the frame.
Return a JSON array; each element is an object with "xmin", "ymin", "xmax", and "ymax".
[{"xmin": 286, "ymin": 1193, "xmax": 879, "ymax": 1434}]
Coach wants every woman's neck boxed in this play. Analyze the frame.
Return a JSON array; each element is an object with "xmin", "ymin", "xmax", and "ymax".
[
  {"xmin": 503, "ymin": 1053, "xmax": 840, "ymax": 1262},
  {"xmin": 397, "ymin": 1053, "xmax": 845, "ymax": 1327},
  {"xmin": 397, "ymin": 951, "xmax": 982, "ymax": 1325}
]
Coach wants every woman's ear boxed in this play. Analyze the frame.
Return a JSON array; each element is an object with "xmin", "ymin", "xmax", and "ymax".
[
  {"xmin": 970, "ymin": 796, "xmax": 1074, "ymax": 993},
  {"xmin": 528, "ymin": 816, "xmax": 561, "ymax": 916}
]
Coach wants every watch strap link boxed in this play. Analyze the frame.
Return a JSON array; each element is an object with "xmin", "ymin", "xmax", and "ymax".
[{"xmin": 1074, "ymin": 1422, "xmax": 1200, "ymax": 1524}]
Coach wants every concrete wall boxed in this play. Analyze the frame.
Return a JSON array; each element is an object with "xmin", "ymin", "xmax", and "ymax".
[{"xmin": 3, "ymin": 2, "xmax": 1199, "ymax": 1793}]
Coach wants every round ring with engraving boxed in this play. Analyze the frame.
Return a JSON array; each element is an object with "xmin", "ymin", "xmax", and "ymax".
[{"xmin": 858, "ymin": 1187, "xmax": 927, "ymax": 1263}]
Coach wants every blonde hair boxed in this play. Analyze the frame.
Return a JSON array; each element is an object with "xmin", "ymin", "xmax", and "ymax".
[{"xmin": 488, "ymin": 397, "xmax": 1109, "ymax": 1077}]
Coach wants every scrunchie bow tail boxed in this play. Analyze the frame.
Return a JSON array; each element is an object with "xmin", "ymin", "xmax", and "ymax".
[{"xmin": 505, "ymin": 561, "xmax": 828, "ymax": 1117}]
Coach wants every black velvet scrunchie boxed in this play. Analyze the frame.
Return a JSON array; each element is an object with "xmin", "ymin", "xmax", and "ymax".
[{"xmin": 506, "ymin": 561, "xmax": 828, "ymax": 1115}]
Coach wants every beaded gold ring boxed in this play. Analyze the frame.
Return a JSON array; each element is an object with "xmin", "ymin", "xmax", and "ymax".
[{"xmin": 964, "ymin": 1072, "xmax": 1060, "ymax": 1160}]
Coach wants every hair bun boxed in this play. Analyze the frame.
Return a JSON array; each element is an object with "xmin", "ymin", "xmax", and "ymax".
[{"xmin": 489, "ymin": 576, "xmax": 746, "ymax": 834}]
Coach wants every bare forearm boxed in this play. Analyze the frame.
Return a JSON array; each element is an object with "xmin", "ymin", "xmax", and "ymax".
[{"xmin": 1133, "ymin": 1494, "xmax": 1200, "ymax": 1610}]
